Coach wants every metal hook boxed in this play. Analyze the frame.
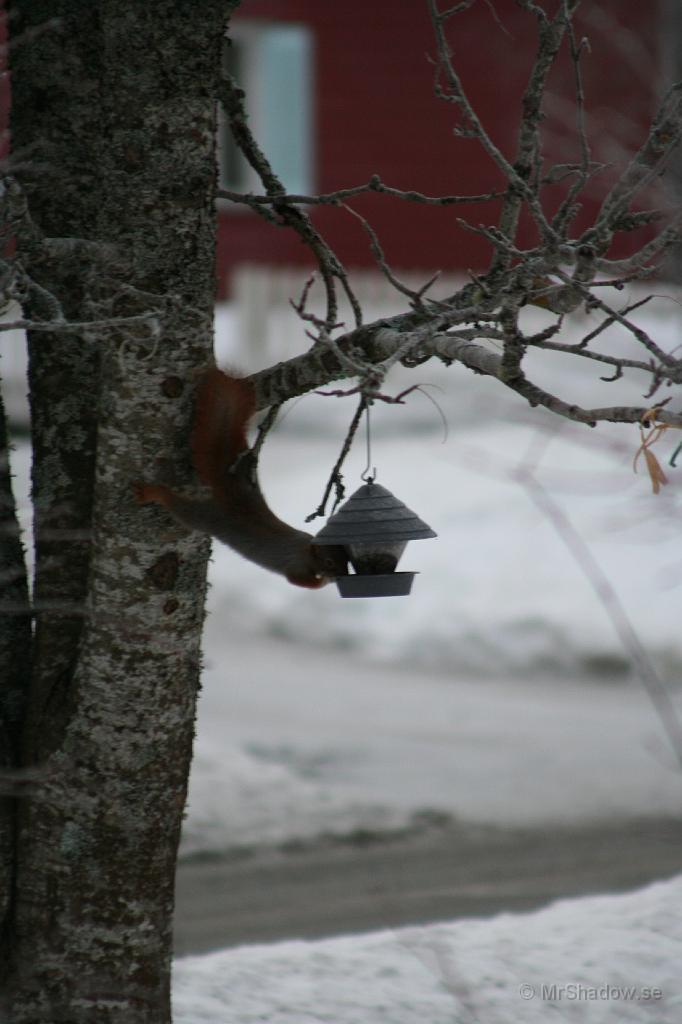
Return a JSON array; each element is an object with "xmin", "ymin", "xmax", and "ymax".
[{"xmin": 360, "ymin": 397, "xmax": 376, "ymax": 483}]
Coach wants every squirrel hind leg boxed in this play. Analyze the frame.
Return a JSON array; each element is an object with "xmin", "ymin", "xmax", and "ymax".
[{"xmin": 133, "ymin": 481, "xmax": 177, "ymax": 507}]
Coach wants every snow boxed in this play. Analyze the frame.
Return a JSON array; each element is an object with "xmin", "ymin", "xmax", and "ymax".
[
  {"xmin": 173, "ymin": 873, "xmax": 682, "ymax": 1023},
  {"xmin": 183, "ymin": 628, "xmax": 682, "ymax": 855}
]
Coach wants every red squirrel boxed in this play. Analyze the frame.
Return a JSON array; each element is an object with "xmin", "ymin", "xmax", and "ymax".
[{"xmin": 134, "ymin": 368, "xmax": 348, "ymax": 588}]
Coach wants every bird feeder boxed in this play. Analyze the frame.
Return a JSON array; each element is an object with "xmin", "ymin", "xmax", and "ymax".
[{"xmin": 315, "ymin": 482, "xmax": 436, "ymax": 598}]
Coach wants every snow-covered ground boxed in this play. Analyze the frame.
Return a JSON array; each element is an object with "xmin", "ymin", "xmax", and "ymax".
[
  {"xmin": 184, "ymin": 627, "xmax": 682, "ymax": 853},
  {"xmin": 177, "ymin": 290, "xmax": 682, "ymax": 855},
  {"xmin": 173, "ymin": 873, "xmax": 682, "ymax": 1024},
  {"xmin": 174, "ymin": 290, "xmax": 682, "ymax": 1022}
]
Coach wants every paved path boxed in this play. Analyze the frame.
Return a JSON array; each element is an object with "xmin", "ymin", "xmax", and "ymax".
[{"xmin": 174, "ymin": 816, "xmax": 682, "ymax": 956}]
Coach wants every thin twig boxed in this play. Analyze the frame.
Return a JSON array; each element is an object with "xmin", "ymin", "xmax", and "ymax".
[
  {"xmin": 342, "ymin": 202, "xmax": 441, "ymax": 312},
  {"xmin": 584, "ymin": 82, "xmax": 682, "ymax": 257},
  {"xmin": 551, "ymin": 6, "xmax": 593, "ymax": 235},
  {"xmin": 218, "ymin": 60, "xmax": 362, "ymax": 330},
  {"xmin": 0, "ymin": 313, "xmax": 159, "ymax": 334},
  {"xmin": 305, "ymin": 397, "xmax": 367, "ymax": 521},
  {"xmin": 516, "ymin": 464, "xmax": 682, "ymax": 775},
  {"xmin": 554, "ymin": 269, "xmax": 677, "ymax": 368},
  {"xmin": 428, "ymin": 0, "xmax": 556, "ymax": 248},
  {"xmin": 251, "ymin": 403, "xmax": 281, "ymax": 462},
  {"xmin": 218, "ymin": 174, "xmax": 506, "ymax": 209}
]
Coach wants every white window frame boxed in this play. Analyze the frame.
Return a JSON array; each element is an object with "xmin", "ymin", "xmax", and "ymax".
[{"xmin": 218, "ymin": 21, "xmax": 314, "ymax": 201}]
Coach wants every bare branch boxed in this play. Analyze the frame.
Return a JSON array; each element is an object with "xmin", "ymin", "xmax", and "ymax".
[
  {"xmin": 218, "ymin": 174, "xmax": 505, "ymax": 209},
  {"xmin": 342, "ymin": 202, "xmax": 443, "ymax": 314},
  {"xmin": 211, "ymin": 4, "xmax": 682, "ymax": 450},
  {"xmin": 305, "ymin": 397, "xmax": 366, "ymax": 521},
  {"xmin": 247, "ymin": 315, "xmax": 682, "ymax": 431},
  {"xmin": 553, "ymin": 269, "xmax": 678, "ymax": 368},
  {"xmin": 491, "ymin": 0, "xmax": 580, "ymax": 262},
  {"xmin": 551, "ymin": 7, "xmax": 593, "ymax": 235},
  {"xmin": 526, "ymin": 336, "xmax": 663, "ymax": 380},
  {"xmin": 0, "ymin": 313, "xmax": 159, "ymax": 334},
  {"xmin": 251, "ymin": 402, "xmax": 281, "ymax": 463},
  {"xmin": 576, "ymin": 295, "xmax": 654, "ymax": 347},
  {"xmin": 427, "ymin": 0, "xmax": 556, "ymax": 247},
  {"xmin": 583, "ymin": 82, "xmax": 682, "ymax": 256},
  {"xmin": 588, "ymin": 214, "xmax": 682, "ymax": 276},
  {"xmin": 218, "ymin": 60, "xmax": 361, "ymax": 329}
]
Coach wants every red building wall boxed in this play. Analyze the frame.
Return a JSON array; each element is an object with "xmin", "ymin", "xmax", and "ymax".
[{"xmin": 218, "ymin": 1, "xmax": 663, "ymax": 296}]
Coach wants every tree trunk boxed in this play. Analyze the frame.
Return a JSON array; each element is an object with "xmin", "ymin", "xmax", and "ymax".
[
  {"xmin": 5, "ymin": 2, "xmax": 234, "ymax": 1019},
  {"xmin": 661, "ymin": 0, "xmax": 682, "ymax": 280}
]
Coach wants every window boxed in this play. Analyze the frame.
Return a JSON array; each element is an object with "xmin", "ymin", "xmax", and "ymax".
[{"xmin": 218, "ymin": 22, "xmax": 314, "ymax": 196}]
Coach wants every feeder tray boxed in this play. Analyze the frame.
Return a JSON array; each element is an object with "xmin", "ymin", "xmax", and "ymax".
[
  {"xmin": 315, "ymin": 482, "xmax": 436, "ymax": 598},
  {"xmin": 336, "ymin": 572, "xmax": 416, "ymax": 598}
]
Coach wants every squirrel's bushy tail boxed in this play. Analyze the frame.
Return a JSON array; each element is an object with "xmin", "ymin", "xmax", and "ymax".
[{"xmin": 191, "ymin": 369, "xmax": 256, "ymax": 490}]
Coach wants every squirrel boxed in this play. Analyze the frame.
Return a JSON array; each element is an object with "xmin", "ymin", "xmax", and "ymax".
[{"xmin": 134, "ymin": 368, "xmax": 348, "ymax": 589}]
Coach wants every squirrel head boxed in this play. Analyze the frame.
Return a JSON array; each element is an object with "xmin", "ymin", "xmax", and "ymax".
[{"xmin": 287, "ymin": 543, "xmax": 348, "ymax": 589}]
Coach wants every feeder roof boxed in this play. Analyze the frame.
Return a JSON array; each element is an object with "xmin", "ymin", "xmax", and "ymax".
[{"xmin": 315, "ymin": 483, "xmax": 437, "ymax": 545}]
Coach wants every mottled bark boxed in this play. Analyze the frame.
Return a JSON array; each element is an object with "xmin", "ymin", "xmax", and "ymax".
[
  {"xmin": 661, "ymin": 0, "xmax": 682, "ymax": 278},
  {"xmin": 6, "ymin": 2, "xmax": 234, "ymax": 1020}
]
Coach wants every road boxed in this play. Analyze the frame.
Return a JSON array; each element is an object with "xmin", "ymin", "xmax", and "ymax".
[{"xmin": 174, "ymin": 816, "xmax": 682, "ymax": 956}]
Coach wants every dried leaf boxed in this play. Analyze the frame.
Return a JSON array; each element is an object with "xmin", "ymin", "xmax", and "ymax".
[{"xmin": 643, "ymin": 447, "xmax": 668, "ymax": 494}]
